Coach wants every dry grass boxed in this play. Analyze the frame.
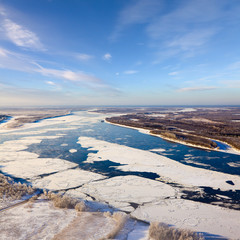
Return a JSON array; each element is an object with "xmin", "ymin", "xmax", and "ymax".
[
  {"xmin": 148, "ymin": 222, "xmax": 205, "ymax": 240},
  {"xmin": 0, "ymin": 173, "xmax": 35, "ymax": 201},
  {"xmin": 100, "ymin": 211, "xmax": 128, "ymax": 240},
  {"xmin": 44, "ymin": 190, "xmax": 86, "ymax": 212},
  {"xmin": 75, "ymin": 201, "xmax": 86, "ymax": 212}
]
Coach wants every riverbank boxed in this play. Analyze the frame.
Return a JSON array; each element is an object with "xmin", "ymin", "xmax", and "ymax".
[
  {"xmin": 105, "ymin": 119, "xmax": 240, "ymax": 155},
  {"xmin": 0, "ymin": 109, "xmax": 71, "ymax": 129}
]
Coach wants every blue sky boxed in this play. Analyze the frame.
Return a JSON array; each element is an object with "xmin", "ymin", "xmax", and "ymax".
[{"xmin": 0, "ymin": 0, "xmax": 240, "ymax": 106}]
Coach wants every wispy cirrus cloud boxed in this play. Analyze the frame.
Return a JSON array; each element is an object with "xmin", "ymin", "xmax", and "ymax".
[
  {"xmin": 37, "ymin": 65, "xmax": 103, "ymax": 87},
  {"xmin": 112, "ymin": 0, "xmax": 239, "ymax": 59},
  {"xmin": 77, "ymin": 53, "xmax": 94, "ymax": 61},
  {"xmin": 123, "ymin": 70, "xmax": 138, "ymax": 75},
  {"xmin": 168, "ymin": 71, "xmax": 179, "ymax": 76},
  {"xmin": 111, "ymin": 0, "xmax": 162, "ymax": 40},
  {"xmin": 177, "ymin": 86, "xmax": 217, "ymax": 92},
  {"xmin": 0, "ymin": 47, "xmax": 119, "ymax": 93},
  {"xmin": 146, "ymin": 0, "xmax": 224, "ymax": 39},
  {"xmin": 146, "ymin": 0, "xmax": 229, "ymax": 59},
  {"xmin": 167, "ymin": 28, "xmax": 217, "ymax": 52},
  {"xmin": 3, "ymin": 19, "xmax": 44, "ymax": 50},
  {"xmin": 35, "ymin": 63, "xmax": 120, "ymax": 94},
  {"xmin": 0, "ymin": 5, "xmax": 44, "ymax": 50},
  {"xmin": 45, "ymin": 80, "xmax": 62, "ymax": 91},
  {"xmin": 221, "ymin": 80, "xmax": 240, "ymax": 88},
  {"xmin": 0, "ymin": 47, "xmax": 8, "ymax": 57},
  {"xmin": 0, "ymin": 47, "xmax": 35, "ymax": 72}
]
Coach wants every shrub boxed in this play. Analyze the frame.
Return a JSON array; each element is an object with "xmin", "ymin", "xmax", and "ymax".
[
  {"xmin": 45, "ymin": 190, "xmax": 86, "ymax": 211},
  {"xmin": 0, "ymin": 173, "xmax": 35, "ymax": 201},
  {"xmin": 100, "ymin": 211, "xmax": 128, "ymax": 240},
  {"xmin": 148, "ymin": 222, "xmax": 204, "ymax": 240},
  {"xmin": 29, "ymin": 195, "xmax": 38, "ymax": 202},
  {"xmin": 75, "ymin": 201, "xmax": 86, "ymax": 212}
]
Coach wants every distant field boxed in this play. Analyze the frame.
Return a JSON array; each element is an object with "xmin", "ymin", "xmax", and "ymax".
[{"xmin": 0, "ymin": 108, "xmax": 72, "ymax": 129}]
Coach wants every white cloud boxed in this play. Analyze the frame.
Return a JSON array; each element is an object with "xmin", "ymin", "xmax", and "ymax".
[
  {"xmin": 0, "ymin": 6, "xmax": 6, "ymax": 16},
  {"xmin": 3, "ymin": 19, "xmax": 44, "ymax": 50},
  {"xmin": 46, "ymin": 81, "xmax": 56, "ymax": 86},
  {"xmin": 168, "ymin": 71, "xmax": 179, "ymax": 76},
  {"xmin": 38, "ymin": 67, "xmax": 100, "ymax": 85},
  {"xmin": 36, "ymin": 64, "xmax": 120, "ymax": 93},
  {"xmin": 0, "ymin": 47, "xmax": 119, "ymax": 93},
  {"xmin": 0, "ymin": 6, "xmax": 44, "ymax": 50},
  {"xmin": 177, "ymin": 86, "xmax": 217, "ymax": 92},
  {"xmin": 167, "ymin": 29, "xmax": 216, "ymax": 51},
  {"xmin": 0, "ymin": 47, "xmax": 35, "ymax": 72},
  {"xmin": 103, "ymin": 53, "xmax": 112, "ymax": 61},
  {"xmin": 77, "ymin": 53, "xmax": 94, "ymax": 61},
  {"xmin": 0, "ymin": 48, "xmax": 8, "ymax": 57},
  {"xmin": 45, "ymin": 80, "xmax": 62, "ymax": 90},
  {"xmin": 123, "ymin": 70, "xmax": 138, "ymax": 75}
]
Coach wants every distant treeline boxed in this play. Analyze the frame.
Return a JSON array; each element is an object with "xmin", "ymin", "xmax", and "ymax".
[{"xmin": 106, "ymin": 108, "xmax": 240, "ymax": 150}]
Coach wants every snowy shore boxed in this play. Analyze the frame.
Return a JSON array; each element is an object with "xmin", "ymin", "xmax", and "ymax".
[
  {"xmin": 0, "ymin": 111, "xmax": 240, "ymax": 239},
  {"xmin": 105, "ymin": 120, "xmax": 240, "ymax": 155}
]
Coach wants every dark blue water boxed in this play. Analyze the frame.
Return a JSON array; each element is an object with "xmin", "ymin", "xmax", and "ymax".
[{"xmin": 23, "ymin": 117, "xmax": 240, "ymax": 176}]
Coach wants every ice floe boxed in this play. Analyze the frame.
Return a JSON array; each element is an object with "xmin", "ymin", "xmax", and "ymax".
[
  {"xmin": 69, "ymin": 149, "xmax": 77, "ymax": 153},
  {"xmin": 0, "ymin": 136, "xmax": 77, "ymax": 179},
  {"xmin": 78, "ymin": 137, "xmax": 240, "ymax": 191},
  {"xmin": 131, "ymin": 199, "xmax": 240, "ymax": 239},
  {"xmin": 32, "ymin": 168, "xmax": 105, "ymax": 191},
  {"xmin": 80, "ymin": 175, "xmax": 176, "ymax": 212},
  {"xmin": 227, "ymin": 161, "xmax": 240, "ymax": 167},
  {"xmin": 149, "ymin": 148, "xmax": 166, "ymax": 152},
  {"xmin": 61, "ymin": 143, "xmax": 68, "ymax": 146}
]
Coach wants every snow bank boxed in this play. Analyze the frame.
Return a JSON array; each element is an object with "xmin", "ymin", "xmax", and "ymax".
[{"xmin": 0, "ymin": 200, "xmax": 76, "ymax": 240}]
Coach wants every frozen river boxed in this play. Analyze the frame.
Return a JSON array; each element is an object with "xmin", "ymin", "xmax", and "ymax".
[
  {"xmin": 0, "ymin": 111, "xmax": 240, "ymax": 239},
  {"xmin": 1, "ymin": 111, "xmax": 239, "ymax": 176}
]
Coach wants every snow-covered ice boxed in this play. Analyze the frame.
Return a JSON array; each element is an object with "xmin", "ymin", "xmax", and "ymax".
[
  {"xmin": 69, "ymin": 149, "xmax": 77, "ymax": 153},
  {"xmin": 131, "ymin": 198, "xmax": 240, "ymax": 239},
  {"xmin": 0, "ymin": 136, "xmax": 77, "ymax": 180},
  {"xmin": 78, "ymin": 137, "xmax": 240, "ymax": 191},
  {"xmin": 32, "ymin": 168, "xmax": 105, "ymax": 191},
  {"xmin": 81, "ymin": 175, "xmax": 176, "ymax": 212}
]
